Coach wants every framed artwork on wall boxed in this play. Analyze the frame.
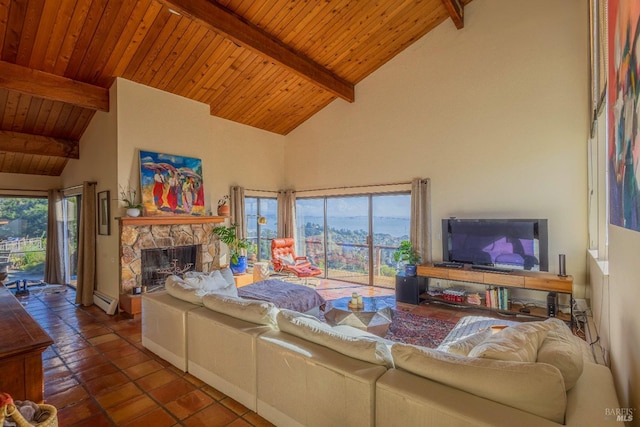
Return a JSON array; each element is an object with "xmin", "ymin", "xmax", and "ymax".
[
  {"xmin": 138, "ymin": 150, "xmax": 206, "ymax": 216},
  {"xmin": 98, "ymin": 191, "xmax": 110, "ymax": 235},
  {"xmin": 608, "ymin": 1, "xmax": 640, "ymax": 232}
]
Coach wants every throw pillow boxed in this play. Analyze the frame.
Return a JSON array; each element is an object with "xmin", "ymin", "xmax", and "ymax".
[
  {"xmin": 202, "ymin": 293, "xmax": 278, "ymax": 327},
  {"xmin": 182, "ymin": 271, "xmax": 238, "ymax": 297},
  {"xmin": 219, "ymin": 267, "xmax": 236, "ymax": 287},
  {"xmin": 277, "ymin": 253, "xmax": 295, "ymax": 266},
  {"xmin": 468, "ymin": 321, "xmax": 549, "ymax": 362},
  {"xmin": 447, "ymin": 328, "xmax": 493, "ymax": 356},
  {"xmin": 164, "ymin": 275, "xmax": 207, "ymax": 305},
  {"xmin": 537, "ymin": 318, "xmax": 584, "ymax": 390},
  {"xmin": 276, "ymin": 309, "xmax": 394, "ymax": 367}
]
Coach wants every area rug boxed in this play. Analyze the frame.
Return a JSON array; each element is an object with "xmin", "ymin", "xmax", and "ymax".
[{"xmin": 385, "ymin": 310, "xmax": 456, "ymax": 348}]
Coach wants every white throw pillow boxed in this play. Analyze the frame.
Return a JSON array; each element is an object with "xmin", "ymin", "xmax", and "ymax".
[
  {"xmin": 219, "ymin": 267, "xmax": 236, "ymax": 286},
  {"xmin": 164, "ymin": 275, "xmax": 207, "ymax": 305},
  {"xmin": 447, "ymin": 328, "xmax": 492, "ymax": 356},
  {"xmin": 276, "ymin": 309, "xmax": 394, "ymax": 368},
  {"xmin": 277, "ymin": 253, "xmax": 295, "ymax": 266},
  {"xmin": 468, "ymin": 321, "xmax": 549, "ymax": 362},
  {"xmin": 391, "ymin": 343, "xmax": 566, "ymax": 424},
  {"xmin": 202, "ymin": 293, "xmax": 278, "ymax": 327},
  {"xmin": 182, "ymin": 270, "xmax": 238, "ymax": 297},
  {"xmin": 537, "ymin": 318, "xmax": 584, "ymax": 390}
]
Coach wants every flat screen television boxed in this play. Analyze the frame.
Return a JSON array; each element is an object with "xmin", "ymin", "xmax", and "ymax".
[{"xmin": 442, "ymin": 218, "xmax": 548, "ymax": 271}]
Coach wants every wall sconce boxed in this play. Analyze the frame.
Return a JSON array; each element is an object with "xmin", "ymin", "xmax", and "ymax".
[{"xmin": 258, "ymin": 216, "xmax": 267, "ymax": 225}]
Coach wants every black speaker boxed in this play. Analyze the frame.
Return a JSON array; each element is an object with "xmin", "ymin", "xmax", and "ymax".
[{"xmin": 547, "ymin": 292, "xmax": 557, "ymax": 317}]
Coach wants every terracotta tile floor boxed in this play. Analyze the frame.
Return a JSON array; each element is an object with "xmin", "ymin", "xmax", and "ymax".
[{"xmin": 14, "ymin": 279, "xmax": 499, "ymax": 426}]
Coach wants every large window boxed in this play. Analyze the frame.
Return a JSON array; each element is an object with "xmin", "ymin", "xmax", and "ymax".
[
  {"xmin": 0, "ymin": 196, "xmax": 48, "ymax": 283},
  {"xmin": 296, "ymin": 193, "xmax": 411, "ymax": 287},
  {"xmin": 245, "ymin": 197, "xmax": 278, "ymax": 262},
  {"xmin": 63, "ymin": 195, "xmax": 81, "ymax": 287}
]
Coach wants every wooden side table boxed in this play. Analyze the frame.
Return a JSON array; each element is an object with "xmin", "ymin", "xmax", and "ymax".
[
  {"xmin": 120, "ymin": 294, "xmax": 141, "ymax": 318},
  {"xmin": 234, "ymin": 273, "xmax": 254, "ymax": 288}
]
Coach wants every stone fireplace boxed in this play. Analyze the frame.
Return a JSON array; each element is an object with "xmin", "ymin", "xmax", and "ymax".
[{"xmin": 119, "ymin": 217, "xmax": 225, "ymax": 293}]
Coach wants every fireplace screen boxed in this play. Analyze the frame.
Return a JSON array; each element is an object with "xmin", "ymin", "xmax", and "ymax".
[{"xmin": 141, "ymin": 245, "xmax": 197, "ymax": 291}]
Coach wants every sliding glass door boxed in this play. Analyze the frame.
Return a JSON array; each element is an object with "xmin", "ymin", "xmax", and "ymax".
[
  {"xmin": 296, "ymin": 193, "xmax": 410, "ymax": 287},
  {"xmin": 63, "ymin": 195, "xmax": 81, "ymax": 287}
]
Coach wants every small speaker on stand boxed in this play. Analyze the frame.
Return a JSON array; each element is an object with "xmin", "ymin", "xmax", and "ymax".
[{"xmin": 558, "ymin": 254, "xmax": 567, "ymax": 277}]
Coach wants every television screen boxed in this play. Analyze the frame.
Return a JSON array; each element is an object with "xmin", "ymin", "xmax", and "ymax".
[{"xmin": 442, "ymin": 218, "xmax": 548, "ymax": 271}]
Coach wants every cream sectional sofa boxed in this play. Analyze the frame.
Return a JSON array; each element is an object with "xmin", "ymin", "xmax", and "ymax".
[{"xmin": 142, "ymin": 280, "xmax": 620, "ymax": 427}]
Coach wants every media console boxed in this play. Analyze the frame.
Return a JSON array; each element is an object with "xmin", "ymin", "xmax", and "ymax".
[{"xmin": 417, "ymin": 263, "xmax": 573, "ymax": 321}]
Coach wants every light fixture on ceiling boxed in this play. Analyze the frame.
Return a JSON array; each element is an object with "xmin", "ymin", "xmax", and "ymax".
[
  {"xmin": 258, "ymin": 216, "xmax": 267, "ymax": 225},
  {"xmin": 168, "ymin": 8, "xmax": 182, "ymax": 16}
]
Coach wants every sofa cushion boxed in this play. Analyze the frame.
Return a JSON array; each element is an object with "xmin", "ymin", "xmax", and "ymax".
[
  {"xmin": 165, "ymin": 275, "xmax": 208, "ymax": 305},
  {"xmin": 202, "ymin": 293, "xmax": 278, "ymax": 328},
  {"xmin": 446, "ymin": 328, "xmax": 493, "ymax": 356},
  {"xmin": 276, "ymin": 309, "xmax": 394, "ymax": 368},
  {"xmin": 537, "ymin": 318, "xmax": 584, "ymax": 390},
  {"xmin": 467, "ymin": 321, "xmax": 549, "ymax": 362},
  {"xmin": 391, "ymin": 343, "xmax": 567, "ymax": 423}
]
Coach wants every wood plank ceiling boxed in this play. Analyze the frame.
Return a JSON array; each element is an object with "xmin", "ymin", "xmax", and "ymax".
[{"xmin": 0, "ymin": 0, "xmax": 470, "ymax": 176}]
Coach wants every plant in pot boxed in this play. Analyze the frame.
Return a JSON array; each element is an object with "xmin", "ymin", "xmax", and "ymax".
[
  {"xmin": 393, "ymin": 240, "xmax": 421, "ymax": 276},
  {"xmin": 217, "ymin": 195, "xmax": 230, "ymax": 216},
  {"xmin": 119, "ymin": 185, "xmax": 143, "ymax": 217},
  {"xmin": 211, "ymin": 224, "xmax": 250, "ymax": 274}
]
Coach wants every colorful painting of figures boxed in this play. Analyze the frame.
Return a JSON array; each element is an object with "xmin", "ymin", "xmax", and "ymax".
[
  {"xmin": 139, "ymin": 150, "xmax": 206, "ymax": 216},
  {"xmin": 608, "ymin": 0, "xmax": 640, "ymax": 231}
]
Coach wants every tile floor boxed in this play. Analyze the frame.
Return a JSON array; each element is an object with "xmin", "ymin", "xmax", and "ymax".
[{"xmin": 14, "ymin": 279, "xmax": 502, "ymax": 426}]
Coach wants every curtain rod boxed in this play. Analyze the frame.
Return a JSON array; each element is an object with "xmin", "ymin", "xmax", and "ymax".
[
  {"xmin": 63, "ymin": 181, "xmax": 97, "ymax": 192},
  {"xmin": 294, "ymin": 180, "xmax": 418, "ymax": 193}
]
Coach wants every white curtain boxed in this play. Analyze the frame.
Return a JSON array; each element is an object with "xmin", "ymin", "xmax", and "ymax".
[
  {"xmin": 75, "ymin": 182, "xmax": 96, "ymax": 306},
  {"xmin": 230, "ymin": 186, "xmax": 246, "ymax": 238},
  {"xmin": 410, "ymin": 178, "xmax": 431, "ymax": 264},
  {"xmin": 44, "ymin": 189, "xmax": 65, "ymax": 285},
  {"xmin": 277, "ymin": 190, "xmax": 296, "ymax": 239}
]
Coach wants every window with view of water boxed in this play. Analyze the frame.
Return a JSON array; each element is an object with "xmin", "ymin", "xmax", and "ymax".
[
  {"xmin": 245, "ymin": 197, "xmax": 278, "ymax": 262},
  {"xmin": 296, "ymin": 193, "xmax": 410, "ymax": 287},
  {"xmin": 0, "ymin": 196, "xmax": 48, "ymax": 284}
]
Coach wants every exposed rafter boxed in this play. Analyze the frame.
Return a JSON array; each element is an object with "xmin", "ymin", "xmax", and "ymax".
[
  {"xmin": 0, "ymin": 131, "xmax": 79, "ymax": 159},
  {"xmin": 441, "ymin": 0, "xmax": 464, "ymax": 29},
  {"xmin": 0, "ymin": 61, "xmax": 109, "ymax": 112},
  {"xmin": 155, "ymin": 0, "xmax": 355, "ymax": 103}
]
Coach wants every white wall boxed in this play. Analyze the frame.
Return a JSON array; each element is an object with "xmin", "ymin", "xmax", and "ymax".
[
  {"xmin": 287, "ymin": 0, "xmax": 589, "ymax": 295},
  {"xmin": 62, "ymin": 83, "xmax": 119, "ymax": 299},
  {"xmin": 115, "ymin": 78, "xmax": 286, "ymax": 214},
  {"xmin": 607, "ymin": 226, "xmax": 640, "ymax": 421}
]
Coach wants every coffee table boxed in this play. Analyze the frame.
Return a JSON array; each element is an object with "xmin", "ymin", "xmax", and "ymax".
[{"xmin": 324, "ymin": 296, "xmax": 393, "ymax": 337}]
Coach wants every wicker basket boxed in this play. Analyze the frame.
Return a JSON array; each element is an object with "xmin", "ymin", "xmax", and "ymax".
[{"xmin": 0, "ymin": 404, "xmax": 58, "ymax": 427}]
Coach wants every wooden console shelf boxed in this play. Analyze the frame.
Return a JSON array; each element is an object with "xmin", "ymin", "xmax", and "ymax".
[{"xmin": 417, "ymin": 263, "xmax": 573, "ymax": 321}]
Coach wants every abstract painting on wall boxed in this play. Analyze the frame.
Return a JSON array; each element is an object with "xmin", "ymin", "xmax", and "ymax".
[
  {"xmin": 608, "ymin": 0, "xmax": 640, "ymax": 231},
  {"xmin": 139, "ymin": 150, "xmax": 206, "ymax": 216}
]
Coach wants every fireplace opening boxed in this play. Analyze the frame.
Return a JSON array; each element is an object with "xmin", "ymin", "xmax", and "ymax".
[{"xmin": 141, "ymin": 245, "xmax": 197, "ymax": 291}]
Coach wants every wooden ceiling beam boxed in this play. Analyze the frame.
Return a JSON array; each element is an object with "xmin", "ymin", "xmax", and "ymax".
[
  {"xmin": 441, "ymin": 0, "xmax": 464, "ymax": 29},
  {"xmin": 0, "ymin": 130, "xmax": 79, "ymax": 159},
  {"xmin": 156, "ymin": 0, "xmax": 355, "ymax": 103},
  {"xmin": 0, "ymin": 61, "xmax": 109, "ymax": 112}
]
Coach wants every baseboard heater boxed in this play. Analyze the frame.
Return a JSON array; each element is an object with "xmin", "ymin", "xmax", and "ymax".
[{"xmin": 93, "ymin": 291, "xmax": 118, "ymax": 315}]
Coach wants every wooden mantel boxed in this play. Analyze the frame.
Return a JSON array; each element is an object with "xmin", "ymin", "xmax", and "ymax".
[{"xmin": 119, "ymin": 215, "xmax": 228, "ymax": 226}]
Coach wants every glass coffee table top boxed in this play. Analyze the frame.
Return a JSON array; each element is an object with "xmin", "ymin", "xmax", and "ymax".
[{"xmin": 324, "ymin": 296, "xmax": 393, "ymax": 337}]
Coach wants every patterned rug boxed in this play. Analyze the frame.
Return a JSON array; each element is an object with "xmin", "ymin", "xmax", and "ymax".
[
  {"xmin": 385, "ymin": 309, "xmax": 456, "ymax": 348},
  {"xmin": 322, "ymin": 296, "xmax": 456, "ymax": 349}
]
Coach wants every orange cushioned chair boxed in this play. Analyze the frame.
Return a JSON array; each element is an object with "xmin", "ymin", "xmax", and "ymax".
[{"xmin": 271, "ymin": 238, "xmax": 322, "ymax": 281}]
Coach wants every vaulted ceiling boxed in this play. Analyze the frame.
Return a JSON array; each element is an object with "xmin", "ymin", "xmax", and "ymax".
[{"xmin": 0, "ymin": 0, "xmax": 470, "ymax": 176}]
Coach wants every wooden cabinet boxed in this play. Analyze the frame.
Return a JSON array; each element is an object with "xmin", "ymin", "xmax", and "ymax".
[
  {"xmin": 0, "ymin": 285, "xmax": 53, "ymax": 403},
  {"xmin": 233, "ymin": 273, "xmax": 253, "ymax": 288},
  {"xmin": 417, "ymin": 263, "xmax": 573, "ymax": 321},
  {"xmin": 119, "ymin": 294, "xmax": 141, "ymax": 318}
]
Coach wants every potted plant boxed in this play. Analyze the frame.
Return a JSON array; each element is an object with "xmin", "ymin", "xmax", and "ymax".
[
  {"xmin": 211, "ymin": 224, "xmax": 250, "ymax": 274},
  {"xmin": 393, "ymin": 240, "xmax": 421, "ymax": 276},
  {"xmin": 217, "ymin": 195, "xmax": 230, "ymax": 216},
  {"xmin": 119, "ymin": 185, "xmax": 143, "ymax": 217}
]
